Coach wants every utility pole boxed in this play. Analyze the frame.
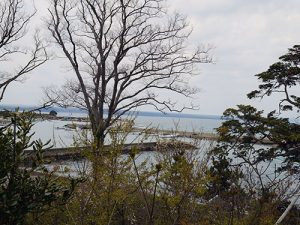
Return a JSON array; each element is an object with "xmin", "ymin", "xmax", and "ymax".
[{"xmin": 275, "ymin": 186, "xmax": 300, "ymax": 225}]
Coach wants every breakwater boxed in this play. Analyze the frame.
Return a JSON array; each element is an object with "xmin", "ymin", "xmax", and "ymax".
[
  {"xmin": 132, "ymin": 127, "xmax": 219, "ymax": 140},
  {"xmin": 24, "ymin": 141, "xmax": 196, "ymax": 162}
]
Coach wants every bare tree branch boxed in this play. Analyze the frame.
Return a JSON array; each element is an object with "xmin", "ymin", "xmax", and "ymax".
[
  {"xmin": 0, "ymin": 0, "xmax": 48, "ymax": 101},
  {"xmin": 47, "ymin": 0, "xmax": 212, "ymax": 145}
]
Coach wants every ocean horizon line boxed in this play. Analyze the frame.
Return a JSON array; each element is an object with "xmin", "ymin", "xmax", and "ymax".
[{"xmin": 0, "ymin": 104, "xmax": 222, "ymax": 120}]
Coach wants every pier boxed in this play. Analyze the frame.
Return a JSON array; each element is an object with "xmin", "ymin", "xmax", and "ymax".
[
  {"xmin": 24, "ymin": 141, "xmax": 196, "ymax": 162},
  {"xmin": 131, "ymin": 127, "xmax": 219, "ymax": 140}
]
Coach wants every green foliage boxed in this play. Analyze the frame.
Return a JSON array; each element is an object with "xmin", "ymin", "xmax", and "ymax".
[
  {"xmin": 25, "ymin": 123, "xmax": 299, "ymax": 225},
  {"xmin": 207, "ymin": 105, "xmax": 300, "ymax": 224},
  {"xmin": 155, "ymin": 141, "xmax": 211, "ymax": 225},
  {"xmin": 248, "ymin": 45, "xmax": 300, "ymax": 112},
  {"xmin": 39, "ymin": 127, "xmax": 214, "ymax": 225},
  {"xmin": 0, "ymin": 112, "xmax": 78, "ymax": 225},
  {"xmin": 222, "ymin": 45, "xmax": 300, "ymax": 172},
  {"xmin": 60, "ymin": 128, "xmax": 141, "ymax": 225},
  {"xmin": 214, "ymin": 105, "xmax": 299, "ymax": 173},
  {"xmin": 208, "ymin": 45, "xmax": 300, "ymax": 224}
]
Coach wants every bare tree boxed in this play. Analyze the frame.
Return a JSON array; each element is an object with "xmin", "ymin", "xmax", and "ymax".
[
  {"xmin": 46, "ymin": 0, "xmax": 211, "ymax": 146},
  {"xmin": 0, "ymin": 0, "xmax": 48, "ymax": 101}
]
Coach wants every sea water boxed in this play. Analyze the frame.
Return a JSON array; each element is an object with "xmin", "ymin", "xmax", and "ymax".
[
  {"xmin": 30, "ymin": 112, "xmax": 223, "ymax": 148},
  {"xmin": 8, "ymin": 107, "xmax": 296, "ymax": 205}
]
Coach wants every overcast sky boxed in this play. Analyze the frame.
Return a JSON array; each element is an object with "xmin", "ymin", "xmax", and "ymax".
[{"xmin": 2, "ymin": 0, "xmax": 300, "ymax": 116}]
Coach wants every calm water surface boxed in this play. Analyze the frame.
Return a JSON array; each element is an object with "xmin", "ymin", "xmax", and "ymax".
[{"xmin": 31, "ymin": 113, "xmax": 223, "ymax": 148}]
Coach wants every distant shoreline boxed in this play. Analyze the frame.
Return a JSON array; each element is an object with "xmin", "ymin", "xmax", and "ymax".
[{"xmin": 0, "ymin": 104, "xmax": 223, "ymax": 120}]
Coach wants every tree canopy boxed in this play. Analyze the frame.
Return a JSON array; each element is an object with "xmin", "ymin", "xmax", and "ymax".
[
  {"xmin": 214, "ymin": 45, "xmax": 300, "ymax": 174},
  {"xmin": 0, "ymin": 112, "xmax": 78, "ymax": 224},
  {"xmin": 210, "ymin": 45, "xmax": 300, "ymax": 225},
  {"xmin": 248, "ymin": 45, "xmax": 300, "ymax": 112}
]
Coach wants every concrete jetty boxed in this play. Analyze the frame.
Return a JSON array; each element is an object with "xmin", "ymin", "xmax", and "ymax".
[
  {"xmin": 132, "ymin": 127, "xmax": 219, "ymax": 140},
  {"xmin": 24, "ymin": 141, "xmax": 196, "ymax": 162},
  {"xmin": 131, "ymin": 128, "xmax": 274, "ymax": 144}
]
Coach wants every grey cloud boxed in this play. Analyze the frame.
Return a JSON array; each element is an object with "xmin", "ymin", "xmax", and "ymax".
[{"xmin": 2, "ymin": 0, "xmax": 300, "ymax": 116}]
